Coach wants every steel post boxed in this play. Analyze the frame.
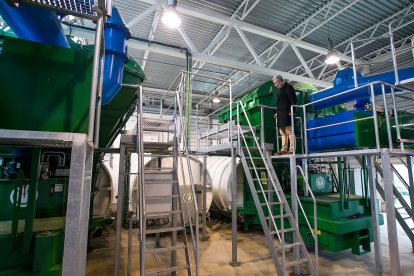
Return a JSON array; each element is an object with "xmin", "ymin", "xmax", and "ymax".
[
  {"xmin": 367, "ymin": 155, "xmax": 383, "ymax": 275},
  {"xmin": 290, "ymin": 155, "xmax": 300, "ymax": 274},
  {"xmin": 202, "ymin": 155, "xmax": 208, "ymax": 241},
  {"xmin": 62, "ymin": 141, "xmax": 93, "ymax": 276},
  {"xmin": 114, "ymin": 142, "xmax": 126, "ymax": 276},
  {"xmin": 381, "ymin": 150, "xmax": 401, "ymax": 276}
]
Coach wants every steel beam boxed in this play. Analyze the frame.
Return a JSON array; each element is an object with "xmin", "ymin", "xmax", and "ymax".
[
  {"xmin": 128, "ymin": 40, "xmax": 331, "ymax": 87},
  {"xmin": 139, "ymin": 0, "xmax": 355, "ymax": 63},
  {"xmin": 126, "ymin": 3, "xmax": 160, "ymax": 28},
  {"xmin": 234, "ymin": 25, "xmax": 263, "ymax": 66}
]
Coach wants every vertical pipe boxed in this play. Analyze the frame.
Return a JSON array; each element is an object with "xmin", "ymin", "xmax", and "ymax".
[
  {"xmin": 88, "ymin": 16, "xmax": 104, "ymax": 142},
  {"xmin": 302, "ymin": 106, "xmax": 308, "ymax": 155},
  {"xmin": 290, "ymin": 105, "xmax": 296, "ymax": 154},
  {"xmin": 260, "ymin": 106, "xmax": 265, "ymax": 152},
  {"xmin": 338, "ymin": 157, "xmax": 344, "ymax": 210},
  {"xmin": 389, "ymin": 25, "xmax": 400, "ymax": 85},
  {"xmin": 367, "ymin": 155, "xmax": 383, "ymax": 275},
  {"xmin": 381, "ymin": 149, "xmax": 401, "ymax": 276},
  {"xmin": 127, "ymin": 218, "xmax": 132, "ymax": 276},
  {"xmin": 202, "ymin": 155, "xmax": 208, "ymax": 241},
  {"xmin": 275, "ymin": 116, "xmax": 279, "ymax": 153},
  {"xmin": 114, "ymin": 143, "xmax": 126, "ymax": 276},
  {"xmin": 138, "ymin": 85, "xmax": 146, "ymax": 276},
  {"xmin": 94, "ymin": 25, "xmax": 105, "ymax": 148},
  {"xmin": 381, "ymin": 84, "xmax": 393, "ymax": 150},
  {"xmin": 230, "ymin": 81, "xmax": 239, "ymax": 267},
  {"xmin": 390, "ymin": 87, "xmax": 403, "ymax": 150},
  {"xmin": 370, "ymin": 83, "xmax": 381, "ymax": 151},
  {"xmin": 196, "ymin": 106, "xmax": 199, "ymax": 151},
  {"xmin": 289, "ymin": 155, "xmax": 300, "ymax": 274},
  {"xmin": 351, "ymin": 42, "xmax": 358, "ymax": 88}
]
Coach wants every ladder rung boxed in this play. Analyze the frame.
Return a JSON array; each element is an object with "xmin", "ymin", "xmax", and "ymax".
[
  {"xmin": 275, "ymin": 242, "xmax": 302, "ymax": 251},
  {"xmin": 145, "ymin": 265, "xmax": 189, "ymax": 275},
  {"xmin": 403, "ymin": 216, "xmax": 413, "ymax": 220},
  {"xmin": 261, "ymin": 202, "xmax": 281, "ymax": 206},
  {"xmin": 396, "ymin": 206, "xmax": 405, "ymax": 209},
  {"xmin": 146, "ymin": 210, "xmax": 182, "ymax": 218},
  {"xmin": 248, "ymin": 167, "xmax": 266, "ymax": 169},
  {"xmin": 257, "ymin": 190, "xmax": 274, "ymax": 193},
  {"xmin": 146, "ymin": 195, "xmax": 180, "ymax": 200},
  {"xmin": 271, "ymin": 228, "xmax": 295, "ymax": 235},
  {"xmin": 146, "ymin": 244, "xmax": 186, "ymax": 253},
  {"xmin": 285, "ymin": 258, "xmax": 308, "ymax": 268},
  {"xmin": 266, "ymin": 214, "xmax": 291, "ymax": 220},
  {"xmin": 252, "ymin": 178, "xmax": 268, "ymax": 181},
  {"xmin": 146, "ymin": 226, "xmax": 185, "ymax": 234}
]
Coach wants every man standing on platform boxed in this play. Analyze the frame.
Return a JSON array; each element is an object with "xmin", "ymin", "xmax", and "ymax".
[{"xmin": 273, "ymin": 75, "xmax": 297, "ymax": 155}]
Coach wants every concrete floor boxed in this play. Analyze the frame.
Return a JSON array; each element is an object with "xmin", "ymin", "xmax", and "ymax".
[{"xmin": 86, "ymin": 216, "xmax": 414, "ymax": 275}]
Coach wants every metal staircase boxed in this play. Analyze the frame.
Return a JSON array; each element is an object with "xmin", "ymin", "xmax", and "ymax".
[
  {"xmin": 373, "ymin": 158, "xmax": 414, "ymax": 245},
  {"xmin": 237, "ymin": 102, "xmax": 316, "ymax": 275},
  {"xmin": 134, "ymin": 88, "xmax": 193, "ymax": 275},
  {"xmin": 355, "ymin": 155, "xmax": 414, "ymax": 248}
]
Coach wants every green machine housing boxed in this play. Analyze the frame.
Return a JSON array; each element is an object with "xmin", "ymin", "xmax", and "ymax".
[{"xmin": 0, "ymin": 35, "xmax": 144, "ymax": 275}]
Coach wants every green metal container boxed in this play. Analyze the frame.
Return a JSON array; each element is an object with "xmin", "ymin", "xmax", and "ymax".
[{"xmin": 0, "ymin": 35, "xmax": 144, "ymax": 148}]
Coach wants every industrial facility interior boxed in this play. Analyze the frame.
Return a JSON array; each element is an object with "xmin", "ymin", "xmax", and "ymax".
[{"xmin": 1, "ymin": 0, "xmax": 414, "ymax": 275}]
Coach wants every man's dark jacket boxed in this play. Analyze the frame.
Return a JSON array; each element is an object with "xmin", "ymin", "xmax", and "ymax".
[{"xmin": 276, "ymin": 82, "xmax": 297, "ymax": 127}]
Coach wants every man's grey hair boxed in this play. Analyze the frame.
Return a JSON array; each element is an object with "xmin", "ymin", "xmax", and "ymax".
[{"xmin": 272, "ymin": 75, "xmax": 284, "ymax": 82}]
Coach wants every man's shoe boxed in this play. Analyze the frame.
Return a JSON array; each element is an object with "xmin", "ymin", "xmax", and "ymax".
[
  {"xmin": 277, "ymin": 150, "xmax": 287, "ymax": 155},
  {"xmin": 286, "ymin": 151, "xmax": 293, "ymax": 154}
]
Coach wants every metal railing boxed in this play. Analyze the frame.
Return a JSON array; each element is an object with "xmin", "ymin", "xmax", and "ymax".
[
  {"xmin": 291, "ymin": 81, "xmax": 414, "ymax": 155},
  {"xmin": 296, "ymin": 165, "xmax": 318, "ymax": 275}
]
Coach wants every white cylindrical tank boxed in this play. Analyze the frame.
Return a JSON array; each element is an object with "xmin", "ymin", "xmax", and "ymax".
[
  {"xmin": 206, "ymin": 157, "xmax": 244, "ymax": 211},
  {"xmin": 133, "ymin": 155, "xmax": 213, "ymax": 225},
  {"xmin": 92, "ymin": 163, "xmax": 114, "ymax": 219}
]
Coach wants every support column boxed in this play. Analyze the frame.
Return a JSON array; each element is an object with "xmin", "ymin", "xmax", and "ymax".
[
  {"xmin": 367, "ymin": 155, "xmax": 383, "ymax": 275},
  {"xmin": 290, "ymin": 155, "xmax": 300, "ymax": 275},
  {"xmin": 231, "ymin": 147, "xmax": 239, "ymax": 266},
  {"xmin": 114, "ymin": 142, "xmax": 126, "ymax": 275},
  {"xmin": 62, "ymin": 141, "xmax": 93, "ymax": 276},
  {"xmin": 202, "ymin": 155, "xmax": 208, "ymax": 241},
  {"xmin": 381, "ymin": 150, "xmax": 401, "ymax": 276}
]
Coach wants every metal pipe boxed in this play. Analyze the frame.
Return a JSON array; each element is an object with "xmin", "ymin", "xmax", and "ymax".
[
  {"xmin": 290, "ymin": 105, "xmax": 296, "ymax": 154},
  {"xmin": 296, "ymin": 165, "xmax": 318, "ymax": 275},
  {"xmin": 381, "ymin": 84, "xmax": 393, "ymax": 150},
  {"xmin": 351, "ymin": 42, "xmax": 358, "ymax": 88},
  {"xmin": 367, "ymin": 156, "xmax": 383, "ymax": 275},
  {"xmin": 87, "ymin": 16, "xmax": 104, "ymax": 142},
  {"xmin": 229, "ymin": 82, "xmax": 239, "ymax": 267},
  {"xmin": 202, "ymin": 155, "xmax": 208, "ymax": 241},
  {"xmin": 306, "ymin": 116, "xmax": 373, "ymax": 132},
  {"xmin": 138, "ymin": 85, "xmax": 146, "ymax": 276},
  {"xmin": 370, "ymin": 83, "xmax": 381, "ymax": 152},
  {"xmin": 260, "ymin": 106, "xmax": 265, "ymax": 152},
  {"xmin": 390, "ymin": 86, "xmax": 403, "ymax": 150},
  {"xmin": 302, "ymin": 106, "xmax": 308, "ymax": 155},
  {"xmin": 94, "ymin": 23, "xmax": 105, "ymax": 147},
  {"xmin": 389, "ymin": 25, "xmax": 399, "ymax": 85}
]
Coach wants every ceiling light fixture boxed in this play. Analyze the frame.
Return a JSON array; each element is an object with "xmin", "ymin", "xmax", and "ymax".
[
  {"xmin": 162, "ymin": 0, "xmax": 181, "ymax": 28},
  {"xmin": 212, "ymin": 94, "xmax": 221, "ymax": 103},
  {"xmin": 325, "ymin": 39, "xmax": 340, "ymax": 65}
]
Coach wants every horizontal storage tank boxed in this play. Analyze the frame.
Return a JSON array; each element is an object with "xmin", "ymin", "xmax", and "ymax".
[
  {"xmin": 93, "ymin": 163, "xmax": 114, "ymax": 219},
  {"xmin": 133, "ymin": 156, "xmax": 213, "ymax": 225},
  {"xmin": 206, "ymin": 157, "xmax": 244, "ymax": 212}
]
